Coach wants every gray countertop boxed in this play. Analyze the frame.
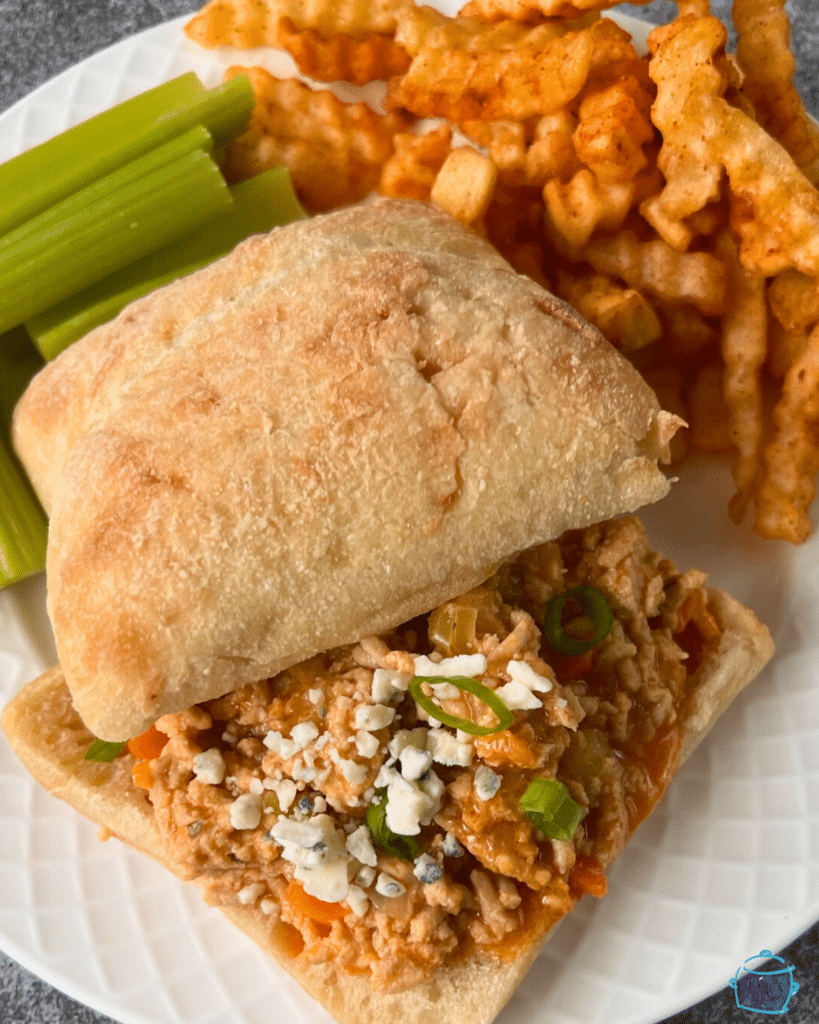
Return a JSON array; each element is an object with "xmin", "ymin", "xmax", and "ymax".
[{"xmin": 0, "ymin": 2, "xmax": 817, "ymax": 1023}]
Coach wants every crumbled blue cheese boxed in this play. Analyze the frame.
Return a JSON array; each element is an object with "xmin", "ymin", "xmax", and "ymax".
[
  {"xmin": 192, "ymin": 748, "xmax": 226, "ymax": 786},
  {"xmin": 355, "ymin": 730, "xmax": 380, "ymax": 758},
  {"xmin": 417, "ymin": 770, "xmax": 444, "ymax": 814},
  {"xmin": 426, "ymin": 729, "xmax": 473, "ymax": 767},
  {"xmin": 230, "ymin": 793, "xmax": 263, "ymax": 830},
  {"xmin": 271, "ymin": 814, "xmax": 350, "ymax": 903},
  {"xmin": 339, "ymin": 757, "xmax": 368, "ymax": 787},
  {"xmin": 429, "ymin": 681, "xmax": 461, "ymax": 701},
  {"xmin": 354, "ymin": 703, "xmax": 396, "ymax": 732},
  {"xmin": 507, "ymin": 659, "xmax": 553, "ymax": 693},
  {"xmin": 474, "ymin": 765, "xmax": 502, "ymax": 801},
  {"xmin": 249, "ymin": 777, "xmax": 265, "ymax": 795},
  {"xmin": 413, "ymin": 653, "xmax": 488, "ymax": 678},
  {"xmin": 345, "ymin": 884, "xmax": 370, "ymax": 917},
  {"xmin": 442, "ymin": 832, "xmax": 465, "ymax": 858},
  {"xmin": 375, "ymin": 872, "xmax": 406, "ymax": 898},
  {"xmin": 399, "ymin": 744, "xmax": 433, "ymax": 781},
  {"xmin": 356, "ymin": 865, "xmax": 376, "ymax": 888},
  {"xmin": 345, "ymin": 825, "xmax": 378, "ymax": 867},
  {"xmin": 495, "ymin": 679, "xmax": 542, "ymax": 710},
  {"xmin": 413, "ymin": 854, "xmax": 443, "ymax": 884},
  {"xmin": 291, "ymin": 722, "xmax": 320, "ymax": 749},
  {"xmin": 275, "ymin": 779, "xmax": 298, "ymax": 812},
  {"xmin": 308, "ymin": 688, "xmax": 323, "ymax": 704},
  {"xmin": 388, "ymin": 728, "xmax": 429, "ymax": 760},
  {"xmin": 237, "ymin": 882, "xmax": 266, "ymax": 905},
  {"xmin": 371, "ymin": 668, "xmax": 413, "ymax": 704},
  {"xmin": 263, "ymin": 730, "xmax": 299, "ymax": 759}
]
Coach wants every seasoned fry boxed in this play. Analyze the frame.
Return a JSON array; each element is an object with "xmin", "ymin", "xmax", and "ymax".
[
  {"xmin": 379, "ymin": 125, "xmax": 453, "ymax": 202},
  {"xmin": 276, "ymin": 17, "xmax": 410, "ymax": 86},
  {"xmin": 718, "ymin": 103, "xmax": 819, "ymax": 278},
  {"xmin": 461, "ymin": 111, "xmax": 580, "ymax": 188},
  {"xmin": 570, "ymin": 231, "xmax": 727, "ymax": 316},
  {"xmin": 387, "ymin": 10, "xmax": 608, "ymax": 122},
  {"xmin": 222, "ymin": 67, "xmax": 410, "ymax": 212},
  {"xmin": 687, "ymin": 362, "xmax": 733, "ymax": 453},
  {"xmin": 645, "ymin": 16, "xmax": 727, "ymax": 242},
  {"xmin": 573, "ymin": 77, "xmax": 655, "ymax": 184},
  {"xmin": 767, "ymin": 321, "xmax": 810, "ymax": 381},
  {"xmin": 714, "ymin": 232, "xmax": 767, "ymax": 525},
  {"xmin": 768, "ymin": 270, "xmax": 819, "ymax": 334},
  {"xmin": 430, "ymin": 147, "xmax": 498, "ymax": 225},
  {"xmin": 755, "ymin": 323, "xmax": 819, "ymax": 543},
  {"xmin": 733, "ymin": 0, "xmax": 819, "ymax": 169},
  {"xmin": 458, "ymin": 0, "xmax": 650, "ymax": 19},
  {"xmin": 555, "ymin": 272, "xmax": 661, "ymax": 351},
  {"xmin": 544, "ymin": 169, "xmax": 633, "ymax": 249},
  {"xmin": 185, "ymin": 0, "xmax": 406, "ymax": 48},
  {"xmin": 659, "ymin": 303, "xmax": 719, "ymax": 360}
]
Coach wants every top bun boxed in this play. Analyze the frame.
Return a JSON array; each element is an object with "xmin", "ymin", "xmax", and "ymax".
[{"xmin": 13, "ymin": 199, "xmax": 679, "ymax": 739}]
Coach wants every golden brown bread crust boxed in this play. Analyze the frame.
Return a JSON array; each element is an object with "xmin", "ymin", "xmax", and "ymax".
[
  {"xmin": 0, "ymin": 584, "xmax": 773, "ymax": 1024},
  {"xmin": 13, "ymin": 199, "xmax": 678, "ymax": 739}
]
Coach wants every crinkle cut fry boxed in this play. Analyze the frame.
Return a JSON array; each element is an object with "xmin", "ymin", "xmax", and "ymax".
[
  {"xmin": 277, "ymin": 17, "xmax": 410, "ymax": 86},
  {"xmin": 644, "ymin": 15, "xmax": 727, "ymax": 243},
  {"xmin": 378, "ymin": 124, "xmax": 453, "ymax": 202},
  {"xmin": 713, "ymin": 232, "xmax": 767, "ymax": 526},
  {"xmin": 184, "ymin": 0, "xmax": 406, "ymax": 48},
  {"xmin": 733, "ymin": 0, "xmax": 819, "ymax": 169},
  {"xmin": 754, "ymin": 322, "xmax": 819, "ymax": 543},
  {"xmin": 221, "ymin": 67, "xmax": 411, "ymax": 212},
  {"xmin": 458, "ymin": 0, "xmax": 652, "ymax": 18},
  {"xmin": 565, "ymin": 230, "xmax": 727, "ymax": 317},
  {"xmin": 386, "ymin": 14, "xmax": 623, "ymax": 122}
]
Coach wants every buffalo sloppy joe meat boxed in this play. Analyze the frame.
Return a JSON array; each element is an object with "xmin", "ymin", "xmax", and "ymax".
[{"xmin": 143, "ymin": 517, "xmax": 720, "ymax": 992}]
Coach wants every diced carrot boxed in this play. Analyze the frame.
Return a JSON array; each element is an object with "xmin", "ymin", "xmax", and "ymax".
[
  {"xmin": 271, "ymin": 919, "xmax": 305, "ymax": 959},
  {"xmin": 285, "ymin": 879, "xmax": 348, "ymax": 923},
  {"xmin": 568, "ymin": 856, "xmax": 607, "ymax": 899},
  {"xmin": 548, "ymin": 648, "xmax": 595, "ymax": 681},
  {"xmin": 131, "ymin": 759, "xmax": 154, "ymax": 790},
  {"xmin": 127, "ymin": 723, "xmax": 168, "ymax": 761}
]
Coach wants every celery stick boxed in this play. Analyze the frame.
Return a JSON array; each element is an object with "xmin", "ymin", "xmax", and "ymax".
[
  {"xmin": 0, "ymin": 436, "xmax": 47, "ymax": 588},
  {"xmin": 0, "ymin": 149, "xmax": 233, "ymax": 338},
  {"xmin": 0, "ymin": 73, "xmax": 255, "ymax": 237},
  {"xmin": 0, "ymin": 125, "xmax": 214, "ymax": 254},
  {"xmin": 0, "ymin": 73, "xmax": 204, "ymax": 236},
  {"xmin": 0, "ymin": 328, "xmax": 43, "ymax": 432},
  {"xmin": 28, "ymin": 168, "xmax": 306, "ymax": 359}
]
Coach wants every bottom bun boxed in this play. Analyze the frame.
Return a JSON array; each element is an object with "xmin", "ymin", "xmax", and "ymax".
[{"xmin": 2, "ymin": 527, "xmax": 774, "ymax": 1024}]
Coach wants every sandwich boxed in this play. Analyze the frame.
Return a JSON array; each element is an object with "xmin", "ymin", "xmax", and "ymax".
[{"xmin": 2, "ymin": 198, "xmax": 774, "ymax": 1024}]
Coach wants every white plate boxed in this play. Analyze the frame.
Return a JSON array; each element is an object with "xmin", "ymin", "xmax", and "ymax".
[{"xmin": 0, "ymin": 10, "xmax": 816, "ymax": 1024}]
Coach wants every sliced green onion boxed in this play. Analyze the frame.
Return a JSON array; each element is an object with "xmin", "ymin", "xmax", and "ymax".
[
  {"xmin": 366, "ymin": 789, "xmax": 419, "ymax": 862},
  {"xmin": 0, "ymin": 146, "xmax": 233, "ymax": 338},
  {"xmin": 543, "ymin": 585, "xmax": 613, "ymax": 657},
  {"xmin": 0, "ymin": 72, "xmax": 255, "ymax": 237},
  {"xmin": 0, "ymin": 437, "xmax": 47, "ymax": 588},
  {"xmin": 84, "ymin": 738, "xmax": 127, "ymax": 763},
  {"xmin": 409, "ymin": 675, "xmax": 514, "ymax": 736},
  {"xmin": 519, "ymin": 778, "xmax": 583, "ymax": 841},
  {"xmin": 28, "ymin": 167, "xmax": 305, "ymax": 359}
]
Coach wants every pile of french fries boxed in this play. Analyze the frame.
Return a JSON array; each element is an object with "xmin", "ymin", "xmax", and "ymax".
[{"xmin": 186, "ymin": 0, "xmax": 819, "ymax": 545}]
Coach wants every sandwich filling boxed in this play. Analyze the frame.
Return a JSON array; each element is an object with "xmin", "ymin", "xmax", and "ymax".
[{"xmin": 136, "ymin": 516, "xmax": 721, "ymax": 992}]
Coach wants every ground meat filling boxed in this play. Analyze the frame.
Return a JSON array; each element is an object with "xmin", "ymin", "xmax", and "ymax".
[{"xmin": 142, "ymin": 517, "xmax": 722, "ymax": 993}]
